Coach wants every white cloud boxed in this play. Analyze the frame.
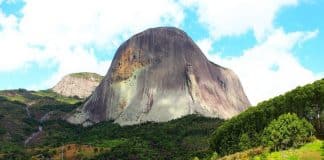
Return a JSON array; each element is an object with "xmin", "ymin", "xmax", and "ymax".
[
  {"xmin": 191, "ymin": 1, "xmax": 321, "ymax": 105},
  {"xmin": 196, "ymin": 39, "xmax": 212, "ymax": 55},
  {"xmin": 0, "ymin": 12, "xmax": 46, "ymax": 71},
  {"xmin": 29, "ymin": 46, "xmax": 111, "ymax": 90},
  {"xmin": 0, "ymin": 0, "xmax": 184, "ymax": 89},
  {"xmin": 181, "ymin": 0, "xmax": 298, "ymax": 41},
  {"xmin": 20, "ymin": 0, "xmax": 184, "ymax": 49},
  {"xmin": 201, "ymin": 29, "xmax": 320, "ymax": 105}
]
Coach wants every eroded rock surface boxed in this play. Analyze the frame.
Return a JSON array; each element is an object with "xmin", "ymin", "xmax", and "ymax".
[
  {"xmin": 68, "ymin": 27, "xmax": 250, "ymax": 126},
  {"xmin": 52, "ymin": 72, "xmax": 103, "ymax": 98}
]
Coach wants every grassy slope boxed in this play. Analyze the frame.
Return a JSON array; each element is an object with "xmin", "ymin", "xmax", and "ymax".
[
  {"xmin": 216, "ymin": 140, "xmax": 323, "ymax": 160},
  {"xmin": 69, "ymin": 72, "xmax": 103, "ymax": 82},
  {"xmin": 32, "ymin": 90, "xmax": 82, "ymax": 104},
  {"xmin": 0, "ymin": 89, "xmax": 82, "ymax": 159},
  {"xmin": 254, "ymin": 140, "xmax": 324, "ymax": 160},
  {"xmin": 0, "ymin": 97, "xmax": 38, "ymax": 151}
]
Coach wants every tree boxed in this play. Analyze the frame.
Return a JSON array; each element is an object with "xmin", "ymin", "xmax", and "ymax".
[
  {"xmin": 262, "ymin": 113, "xmax": 315, "ymax": 151},
  {"xmin": 239, "ymin": 133, "xmax": 252, "ymax": 150}
]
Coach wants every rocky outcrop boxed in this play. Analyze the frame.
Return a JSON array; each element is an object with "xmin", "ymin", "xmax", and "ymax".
[
  {"xmin": 68, "ymin": 27, "xmax": 250, "ymax": 126},
  {"xmin": 52, "ymin": 72, "xmax": 103, "ymax": 98}
]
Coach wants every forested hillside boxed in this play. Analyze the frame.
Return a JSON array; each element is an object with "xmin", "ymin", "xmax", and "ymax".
[
  {"xmin": 0, "ymin": 89, "xmax": 82, "ymax": 159},
  {"xmin": 0, "ymin": 89, "xmax": 223, "ymax": 159},
  {"xmin": 211, "ymin": 78, "xmax": 324, "ymax": 156}
]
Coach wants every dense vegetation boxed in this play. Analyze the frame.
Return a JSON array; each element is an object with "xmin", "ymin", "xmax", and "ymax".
[
  {"xmin": 37, "ymin": 115, "xmax": 222, "ymax": 159},
  {"xmin": 0, "ymin": 89, "xmax": 223, "ymax": 159},
  {"xmin": 211, "ymin": 79, "xmax": 324, "ymax": 156},
  {"xmin": 262, "ymin": 113, "xmax": 315, "ymax": 151},
  {"xmin": 0, "ymin": 89, "xmax": 82, "ymax": 159}
]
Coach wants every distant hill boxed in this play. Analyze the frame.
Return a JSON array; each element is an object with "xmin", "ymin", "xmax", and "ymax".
[{"xmin": 52, "ymin": 72, "xmax": 103, "ymax": 99}]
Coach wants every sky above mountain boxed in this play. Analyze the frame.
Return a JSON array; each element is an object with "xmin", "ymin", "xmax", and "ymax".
[{"xmin": 0, "ymin": 0, "xmax": 323, "ymax": 104}]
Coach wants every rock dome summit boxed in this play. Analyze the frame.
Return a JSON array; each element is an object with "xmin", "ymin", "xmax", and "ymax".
[{"xmin": 68, "ymin": 27, "xmax": 250, "ymax": 126}]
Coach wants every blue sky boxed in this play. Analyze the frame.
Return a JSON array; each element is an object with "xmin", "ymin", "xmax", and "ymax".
[{"xmin": 0, "ymin": 0, "xmax": 323, "ymax": 104}]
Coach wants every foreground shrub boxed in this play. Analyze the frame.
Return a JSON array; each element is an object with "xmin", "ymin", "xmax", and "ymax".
[{"xmin": 262, "ymin": 113, "xmax": 315, "ymax": 151}]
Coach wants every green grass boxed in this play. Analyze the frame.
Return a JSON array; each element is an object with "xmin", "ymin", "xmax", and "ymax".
[
  {"xmin": 215, "ymin": 140, "xmax": 323, "ymax": 160},
  {"xmin": 32, "ymin": 90, "xmax": 82, "ymax": 104},
  {"xmin": 0, "ymin": 89, "xmax": 82, "ymax": 105},
  {"xmin": 0, "ymin": 89, "xmax": 29, "ymax": 103},
  {"xmin": 253, "ymin": 140, "xmax": 324, "ymax": 160},
  {"xmin": 69, "ymin": 72, "xmax": 103, "ymax": 82},
  {"xmin": 1, "ymin": 94, "xmax": 27, "ymax": 103}
]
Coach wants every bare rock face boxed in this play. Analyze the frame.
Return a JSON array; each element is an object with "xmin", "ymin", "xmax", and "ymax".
[
  {"xmin": 52, "ymin": 72, "xmax": 103, "ymax": 98},
  {"xmin": 68, "ymin": 27, "xmax": 250, "ymax": 126}
]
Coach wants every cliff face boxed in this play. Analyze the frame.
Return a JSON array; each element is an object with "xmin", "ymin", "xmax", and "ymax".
[
  {"xmin": 52, "ymin": 72, "xmax": 103, "ymax": 98},
  {"xmin": 68, "ymin": 27, "xmax": 250, "ymax": 126}
]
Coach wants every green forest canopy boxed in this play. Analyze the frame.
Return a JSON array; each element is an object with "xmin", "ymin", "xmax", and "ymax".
[{"xmin": 210, "ymin": 78, "xmax": 324, "ymax": 156}]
